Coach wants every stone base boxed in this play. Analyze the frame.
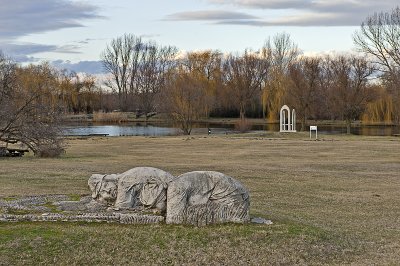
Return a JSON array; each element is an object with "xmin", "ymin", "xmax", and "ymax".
[{"xmin": 0, "ymin": 195, "xmax": 164, "ymax": 224}]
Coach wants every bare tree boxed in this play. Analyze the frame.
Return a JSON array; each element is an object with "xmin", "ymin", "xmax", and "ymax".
[
  {"xmin": 223, "ymin": 51, "xmax": 268, "ymax": 121},
  {"xmin": 353, "ymin": 6, "xmax": 400, "ymax": 123},
  {"xmin": 288, "ymin": 56, "xmax": 323, "ymax": 131},
  {"xmin": 353, "ymin": 7, "xmax": 400, "ymax": 73},
  {"xmin": 101, "ymin": 34, "xmax": 143, "ymax": 111},
  {"xmin": 135, "ymin": 42, "xmax": 177, "ymax": 120},
  {"xmin": 326, "ymin": 55, "xmax": 375, "ymax": 134},
  {"xmin": 0, "ymin": 57, "xmax": 65, "ymax": 157},
  {"xmin": 102, "ymin": 34, "xmax": 177, "ymax": 115}
]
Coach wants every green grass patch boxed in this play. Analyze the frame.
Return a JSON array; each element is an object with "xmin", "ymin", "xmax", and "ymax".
[{"xmin": 68, "ymin": 194, "xmax": 82, "ymax": 202}]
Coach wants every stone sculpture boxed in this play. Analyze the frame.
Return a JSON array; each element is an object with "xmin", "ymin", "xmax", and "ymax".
[
  {"xmin": 166, "ymin": 171, "xmax": 250, "ymax": 225},
  {"xmin": 88, "ymin": 168, "xmax": 251, "ymax": 225},
  {"xmin": 88, "ymin": 174, "xmax": 119, "ymax": 206},
  {"xmin": 88, "ymin": 167, "xmax": 175, "ymax": 214},
  {"xmin": 1, "ymin": 168, "xmax": 254, "ymax": 226}
]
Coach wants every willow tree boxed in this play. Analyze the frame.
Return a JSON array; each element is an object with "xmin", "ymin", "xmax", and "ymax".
[
  {"xmin": 362, "ymin": 85, "xmax": 394, "ymax": 123},
  {"xmin": 162, "ymin": 68, "xmax": 208, "ymax": 135},
  {"xmin": 182, "ymin": 50, "xmax": 222, "ymax": 118},
  {"xmin": 353, "ymin": 6, "xmax": 400, "ymax": 123},
  {"xmin": 261, "ymin": 33, "xmax": 299, "ymax": 121}
]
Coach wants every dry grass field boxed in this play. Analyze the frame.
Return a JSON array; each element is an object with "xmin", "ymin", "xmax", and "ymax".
[{"xmin": 1, "ymin": 133, "xmax": 399, "ymax": 265}]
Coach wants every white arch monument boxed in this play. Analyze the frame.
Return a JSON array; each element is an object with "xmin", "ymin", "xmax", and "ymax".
[{"xmin": 280, "ymin": 105, "xmax": 296, "ymax": 132}]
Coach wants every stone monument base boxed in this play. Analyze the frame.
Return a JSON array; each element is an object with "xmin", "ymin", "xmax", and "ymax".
[{"xmin": 0, "ymin": 195, "xmax": 164, "ymax": 224}]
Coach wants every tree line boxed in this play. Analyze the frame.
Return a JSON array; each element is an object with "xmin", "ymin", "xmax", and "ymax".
[
  {"xmin": 99, "ymin": 7, "xmax": 400, "ymax": 134},
  {"xmin": 1, "ymin": 6, "xmax": 400, "ymax": 155}
]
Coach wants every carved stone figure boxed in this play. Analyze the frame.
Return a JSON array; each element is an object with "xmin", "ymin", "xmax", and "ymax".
[
  {"xmin": 88, "ymin": 167, "xmax": 175, "ymax": 214},
  {"xmin": 88, "ymin": 168, "xmax": 251, "ymax": 225},
  {"xmin": 114, "ymin": 167, "xmax": 175, "ymax": 213},
  {"xmin": 88, "ymin": 174, "xmax": 119, "ymax": 206},
  {"xmin": 166, "ymin": 171, "xmax": 250, "ymax": 225},
  {"xmin": 1, "ymin": 168, "xmax": 255, "ymax": 226}
]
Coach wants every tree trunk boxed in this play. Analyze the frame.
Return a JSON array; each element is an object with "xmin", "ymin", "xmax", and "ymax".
[
  {"xmin": 239, "ymin": 104, "xmax": 246, "ymax": 121},
  {"xmin": 346, "ymin": 119, "xmax": 351, "ymax": 134},
  {"xmin": 301, "ymin": 115, "xmax": 307, "ymax": 132}
]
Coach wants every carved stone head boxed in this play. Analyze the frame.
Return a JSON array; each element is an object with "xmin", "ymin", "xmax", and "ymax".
[{"xmin": 88, "ymin": 174, "xmax": 119, "ymax": 205}]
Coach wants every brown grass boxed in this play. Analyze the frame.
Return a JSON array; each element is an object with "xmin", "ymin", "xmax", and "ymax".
[
  {"xmin": 92, "ymin": 111, "xmax": 129, "ymax": 123},
  {"xmin": 0, "ymin": 133, "xmax": 399, "ymax": 265}
]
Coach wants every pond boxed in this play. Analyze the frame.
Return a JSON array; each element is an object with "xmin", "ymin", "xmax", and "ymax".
[
  {"xmin": 63, "ymin": 122, "xmax": 400, "ymax": 137},
  {"xmin": 63, "ymin": 124, "xmax": 178, "ymax": 137}
]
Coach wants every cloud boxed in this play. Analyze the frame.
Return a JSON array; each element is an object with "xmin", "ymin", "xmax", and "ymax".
[
  {"xmin": 208, "ymin": 0, "xmax": 312, "ymax": 9},
  {"xmin": 181, "ymin": 0, "xmax": 400, "ymax": 27},
  {"xmin": 0, "ymin": 1, "xmax": 102, "ymax": 66},
  {"xmin": 164, "ymin": 10, "xmax": 258, "ymax": 21},
  {"xmin": 0, "ymin": 43, "xmax": 58, "ymax": 55},
  {"xmin": 216, "ymin": 12, "xmax": 361, "ymax": 27},
  {"xmin": 0, "ymin": 42, "xmax": 85, "ymax": 63},
  {"xmin": 51, "ymin": 60, "xmax": 104, "ymax": 74},
  {"xmin": 0, "ymin": 0, "xmax": 101, "ymax": 40},
  {"xmin": 207, "ymin": 0, "xmax": 397, "ymax": 13}
]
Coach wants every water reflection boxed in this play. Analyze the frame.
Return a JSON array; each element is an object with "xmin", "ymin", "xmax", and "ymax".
[
  {"xmin": 64, "ymin": 124, "xmax": 177, "ymax": 137},
  {"xmin": 63, "ymin": 122, "xmax": 400, "ymax": 137}
]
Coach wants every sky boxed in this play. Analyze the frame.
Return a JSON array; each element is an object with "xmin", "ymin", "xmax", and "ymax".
[{"xmin": 0, "ymin": 0, "xmax": 398, "ymax": 74}]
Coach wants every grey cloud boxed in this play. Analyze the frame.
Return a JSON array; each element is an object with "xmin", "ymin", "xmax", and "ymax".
[
  {"xmin": 0, "ymin": 0, "xmax": 101, "ymax": 40},
  {"xmin": 203, "ymin": 0, "xmax": 400, "ymax": 26},
  {"xmin": 55, "ymin": 45, "xmax": 82, "ymax": 54},
  {"xmin": 51, "ymin": 60, "xmax": 104, "ymax": 74},
  {"xmin": 208, "ymin": 0, "xmax": 312, "ymax": 9},
  {"xmin": 208, "ymin": 0, "xmax": 396, "ymax": 12},
  {"xmin": 164, "ymin": 10, "xmax": 258, "ymax": 21},
  {"xmin": 216, "ymin": 13, "xmax": 362, "ymax": 27},
  {"xmin": 0, "ymin": 42, "xmax": 84, "ymax": 63},
  {"xmin": 0, "ymin": 43, "xmax": 58, "ymax": 55}
]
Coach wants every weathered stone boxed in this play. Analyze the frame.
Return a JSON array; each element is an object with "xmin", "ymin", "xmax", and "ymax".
[
  {"xmin": 0, "ymin": 212, "xmax": 164, "ymax": 224},
  {"xmin": 115, "ymin": 167, "xmax": 175, "ymax": 213},
  {"xmin": 88, "ymin": 167, "xmax": 175, "ymax": 214},
  {"xmin": 88, "ymin": 174, "xmax": 119, "ymax": 206},
  {"xmin": 166, "ymin": 171, "xmax": 250, "ymax": 225},
  {"xmin": 251, "ymin": 217, "xmax": 273, "ymax": 225},
  {"xmin": 54, "ymin": 196, "xmax": 107, "ymax": 212},
  {"xmin": 1, "ymin": 168, "xmax": 254, "ymax": 226}
]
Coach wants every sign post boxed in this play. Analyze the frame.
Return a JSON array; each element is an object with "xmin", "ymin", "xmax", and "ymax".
[{"xmin": 310, "ymin": 126, "xmax": 318, "ymax": 140}]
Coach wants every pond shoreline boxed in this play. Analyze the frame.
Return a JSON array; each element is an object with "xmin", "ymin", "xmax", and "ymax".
[
  {"xmin": 63, "ymin": 113, "xmax": 399, "ymax": 127},
  {"xmin": 62, "ymin": 121, "xmax": 400, "ymax": 137}
]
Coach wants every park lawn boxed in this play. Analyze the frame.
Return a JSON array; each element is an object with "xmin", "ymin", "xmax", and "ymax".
[{"xmin": 0, "ymin": 133, "xmax": 399, "ymax": 265}]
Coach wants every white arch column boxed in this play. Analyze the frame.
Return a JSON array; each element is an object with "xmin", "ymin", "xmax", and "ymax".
[{"xmin": 280, "ymin": 105, "xmax": 296, "ymax": 132}]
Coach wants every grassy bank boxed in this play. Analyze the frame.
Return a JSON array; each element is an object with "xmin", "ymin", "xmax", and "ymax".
[{"xmin": 1, "ymin": 133, "xmax": 399, "ymax": 265}]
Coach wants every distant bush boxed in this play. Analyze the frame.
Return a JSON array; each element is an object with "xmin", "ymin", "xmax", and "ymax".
[
  {"xmin": 93, "ymin": 112, "xmax": 129, "ymax": 123},
  {"xmin": 234, "ymin": 119, "xmax": 252, "ymax": 133},
  {"xmin": 36, "ymin": 143, "xmax": 65, "ymax": 158}
]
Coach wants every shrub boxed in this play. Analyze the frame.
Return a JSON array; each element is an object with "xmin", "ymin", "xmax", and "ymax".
[
  {"xmin": 234, "ymin": 119, "xmax": 252, "ymax": 133},
  {"xmin": 93, "ymin": 112, "xmax": 129, "ymax": 123},
  {"xmin": 36, "ymin": 143, "xmax": 65, "ymax": 158}
]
